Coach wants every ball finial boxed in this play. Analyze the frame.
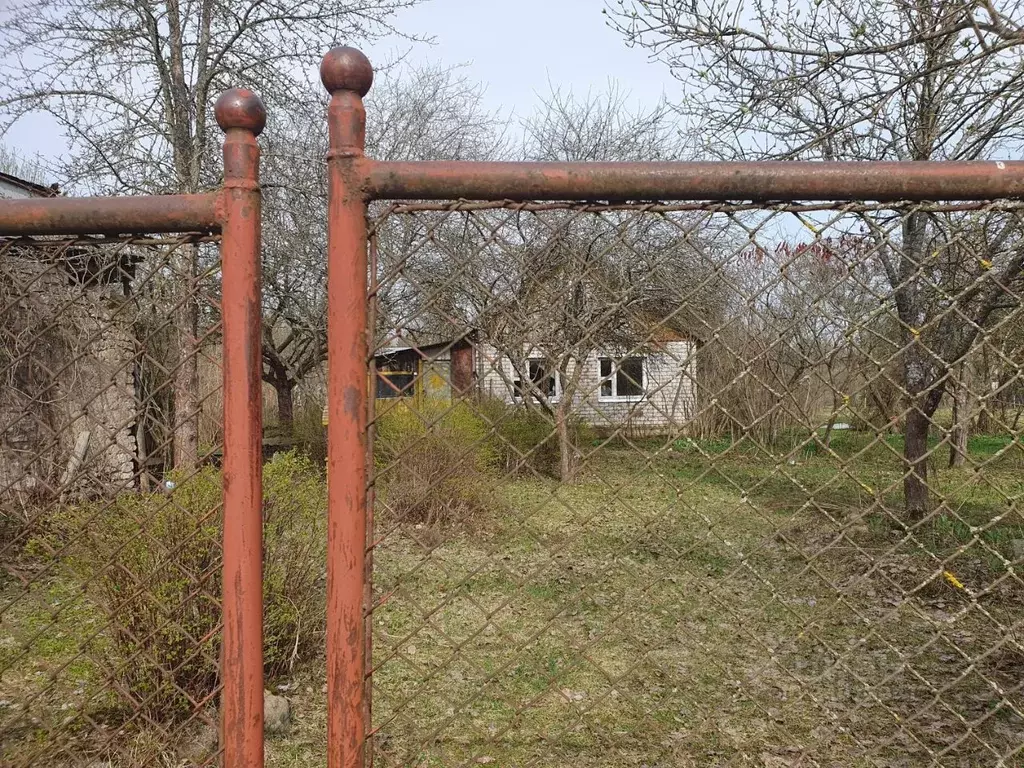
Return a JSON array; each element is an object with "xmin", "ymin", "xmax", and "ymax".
[
  {"xmin": 320, "ymin": 46, "xmax": 373, "ymax": 96},
  {"xmin": 214, "ymin": 89, "xmax": 267, "ymax": 135}
]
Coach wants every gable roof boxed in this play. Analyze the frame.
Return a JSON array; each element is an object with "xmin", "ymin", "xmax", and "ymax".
[{"xmin": 0, "ymin": 171, "xmax": 60, "ymax": 198}]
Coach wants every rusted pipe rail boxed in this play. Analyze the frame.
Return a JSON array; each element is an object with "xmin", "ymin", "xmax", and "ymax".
[
  {"xmin": 0, "ymin": 193, "xmax": 221, "ymax": 236},
  {"xmin": 364, "ymin": 160, "xmax": 1024, "ymax": 202}
]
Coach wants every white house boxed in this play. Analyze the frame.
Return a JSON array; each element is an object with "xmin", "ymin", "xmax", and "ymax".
[
  {"xmin": 369, "ymin": 330, "xmax": 700, "ymax": 436},
  {"xmin": 0, "ymin": 170, "xmax": 59, "ymax": 200},
  {"xmin": 475, "ymin": 336, "xmax": 698, "ymax": 436}
]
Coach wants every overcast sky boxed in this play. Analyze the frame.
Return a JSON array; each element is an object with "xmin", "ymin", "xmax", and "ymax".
[
  {"xmin": 2, "ymin": 0, "xmax": 677, "ymax": 171},
  {"xmin": 365, "ymin": 0, "xmax": 673, "ymax": 120}
]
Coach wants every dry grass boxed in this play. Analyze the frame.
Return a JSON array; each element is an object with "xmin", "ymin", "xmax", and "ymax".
[
  {"xmin": 266, "ymin": 433, "xmax": 1024, "ymax": 768},
  {"xmin": 5, "ymin": 432, "xmax": 1023, "ymax": 766}
]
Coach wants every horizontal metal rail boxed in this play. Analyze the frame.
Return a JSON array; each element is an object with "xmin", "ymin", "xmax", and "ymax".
[
  {"xmin": 0, "ymin": 192, "xmax": 221, "ymax": 236},
  {"xmin": 363, "ymin": 160, "xmax": 1024, "ymax": 203}
]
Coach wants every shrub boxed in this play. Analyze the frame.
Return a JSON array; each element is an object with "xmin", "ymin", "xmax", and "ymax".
[
  {"xmin": 474, "ymin": 397, "xmax": 558, "ymax": 476},
  {"xmin": 291, "ymin": 399, "xmax": 328, "ymax": 467},
  {"xmin": 261, "ymin": 452, "xmax": 327, "ymax": 670},
  {"xmin": 56, "ymin": 450, "xmax": 326, "ymax": 720},
  {"xmin": 474, "ymin": 397, "xmax": 592, "ymax": 478},
  {"xmin": 374, "ymin": 400, "xmax": 495, "ymax": 526}
]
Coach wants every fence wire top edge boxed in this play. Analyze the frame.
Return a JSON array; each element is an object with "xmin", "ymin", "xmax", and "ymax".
[{"xmin": 371, "ymin": 199, "xmax": 1024, "ymax": 217}]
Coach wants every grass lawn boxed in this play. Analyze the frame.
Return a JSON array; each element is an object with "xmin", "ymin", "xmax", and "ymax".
[
  {"xmin": 4, "ymin": 429, "xmax": 1023, "ymax": 766},
  {"xmin": 267, "ymin": 431, "xmax": 1024, "ymax": 768}
]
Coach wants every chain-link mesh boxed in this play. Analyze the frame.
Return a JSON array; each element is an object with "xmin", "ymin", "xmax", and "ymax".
[
  {"xmin": 358, "ymin": 200, "xmax": 1024, "ymax": 768},
  {"xmin": 0, "ymin": 234, "xmax": 226, "ymax": 767}
]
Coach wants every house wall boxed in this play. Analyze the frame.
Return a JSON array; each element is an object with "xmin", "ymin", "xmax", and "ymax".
[
  {"xmin": 373, "ymin": 343, "xmax": 475, "ymax": 406},
  {"xmin": 1, "ymin": 173, "xmax": 137, "ymax": 497},
  {"xmin": 475, "ymin": 340, "xmax": 698, "ymax": 436},
  {"xmin": 0, "ymin": 256, "xmax": 138, "ymax": 499},
  {"xmin": 0, "ymin": 177, "xmax": 41, "ymax": 201}
]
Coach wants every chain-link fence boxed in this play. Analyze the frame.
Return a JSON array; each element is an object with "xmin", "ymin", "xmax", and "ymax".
[
  {"xmin": 0, "ymin": 233, "xmax": 232, "ymax": 767},
  {"xmin": 5, "ymin": 204, "xmax": 1022, "ymax": 768},
  {"xmin": 355, "ymin": 200, "xmax": 1024, "ymax": 768},
  {"xmin": 0, "ymin": 86, "xmax": 272, "ymax": 768}
]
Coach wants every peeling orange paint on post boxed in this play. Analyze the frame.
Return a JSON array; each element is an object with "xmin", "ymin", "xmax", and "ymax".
[
  {"xmin": 322, "ymin": 46, "xmax": 373, "ymax": 768},
  {"xmin": 216, "ymin": 87, "xmax": 267, "ymax": 768}
]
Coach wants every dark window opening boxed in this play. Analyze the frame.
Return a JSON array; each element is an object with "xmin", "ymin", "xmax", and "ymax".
[
  {"xmin": 599, "ymin": 356, "xmax": 645, "ymax": 399},
  {"xmin": 514, "ymin": 360, "xmax": 559, "ymax": 400},
  {"xmin": 376, "ymin": 371, "xmax": 416, "ymax": 399}
]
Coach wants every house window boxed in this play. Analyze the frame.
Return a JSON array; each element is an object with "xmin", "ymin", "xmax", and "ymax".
[
  {"xmin": 599, "ymin": 357, "xmax": 645, "ymax": 400},
  {"xmin": 376, "ymin": 370, "xmax": 416, "ymax": 399},
  {"xmin": 513, "ymin": 359, "xmax": 561, "ymax": 401}
]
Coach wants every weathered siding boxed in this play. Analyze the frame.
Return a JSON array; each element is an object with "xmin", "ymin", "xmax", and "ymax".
[
  {"xmin": 476, "ymin": 340, "xmax": 698, "ymax": 436},
  {"xmin": 0, "ymin": 177, "xmax": 46, "ymax": 201}
]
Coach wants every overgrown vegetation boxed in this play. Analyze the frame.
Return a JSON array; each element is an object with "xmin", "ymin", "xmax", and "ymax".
[
  {"xmin": 374, "ymin": 400, "xmax": 497, "ymax": 526},
  {"xmin": 263, "ymin": 427, "xmax": 1024, "ymax": 767},
  {"xmin": 54, "ymin": 451, "xmax": 326, "ymax": 720},
  {"xmin": 290, "ymin": 399, "xmax": 328, "ymax": 466},
  {"xmin": 4, "ymin": 425, "xmax": 1022, "ymax": 765},
  {"xmin": 475, "ymin": 397, "xmax": 592, "ymax": 479},
  {"xmin": 373, "ymin": 398, "xmax": 599, "ymax": 528},
  {"xmin": 0, "ymin": 259, "xmax": 68, "ymax": 547}
]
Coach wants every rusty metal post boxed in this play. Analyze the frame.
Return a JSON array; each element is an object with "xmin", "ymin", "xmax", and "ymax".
[
  {"xmin": 322, "ymin": 46, "xmax": 373, "ymax": 768},
  {"xmin": 215, "ymin": 88, "xmax": 267, "ymax": 768}
]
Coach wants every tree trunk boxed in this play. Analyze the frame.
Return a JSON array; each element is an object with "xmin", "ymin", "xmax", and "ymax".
[
  {"xmin": 976, "ymin": 404, "xmax": 991, "ymax": 434},
  {"xmin": 869, "ymin": 388, "xmax": 897, "ymax": 433},
  {"xmin": 822, "ymin": 412, "xmax": 837, "ymax": 451},
  {"xmin": 556, "ymin": 400, "xmax": 575, "ymax": 483},
  {"xmin": 133, "ymin": 358, "xmax": 151, "ymax": 492},
  {"xmin": 136, "ymin": 412, "xmax": 150, "ymax": 493},
  {"xmin": 275, "ymin": 379, "xmax": 295, "ymax": 431},
  {"xmin": 948, "ymin": 363, "xmax": 970, "ymax": 468},
  {"xmin": 172, "ymin": 244, "xmax": 199, "ymax": 471},
  {"xmin": 904, "ymin": 407, "xmax": 933, "ymax": 521},
  {"xmin": 975, "ymin": 344, "xmax": 995, "ymax": 433},
  {"xmin": 896, "ymin": 211, "xmax": 945, "ymax": 522}
]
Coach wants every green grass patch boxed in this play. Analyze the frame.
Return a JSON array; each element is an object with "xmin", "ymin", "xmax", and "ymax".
[{"xmin": 7, "ymin": 425, "xmax": 1021, "ymax": 767}]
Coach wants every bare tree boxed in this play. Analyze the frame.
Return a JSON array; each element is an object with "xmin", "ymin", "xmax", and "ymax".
[
  {"xmin": 258, "ymin": 63, "xmax": 504, "ymax": 429},
  {"xmin": 0, "ymin": 145, "xmax": 52, "ymax": 188},
  {"xmin": 488, "ymin": 212, "xmax": 718, "ymax": 481},
  {"xmin": 395, "ymin": 87, "xmax": 725, "ymax": 481},
  {"xmin": 517, "ymin": 87, "xmax": 705, "ymax": 467},
  {"xmin": 0, "ymin": 0, "xmax": 426, "ymax": 468},
  {"xmin": 609, "ymin": 0, "xmax": 1024, "ymax": 519},
  {"xmin": 367, "ymin": 62, "xmax": 506, "ymax": 164},
  {"xmin": 524, "ymin": 83, "xmax": 680, "ymax": 163},
  {"xmin": 732, "ymin": 235, "xmax": 885, "ymax": 448},
  {"xmin": 260, "ymin": 123, "xmax": 329, "ymax": 430},
  {"xmin": 368, "ymin": 62, "xmax": 509, "ymax": 354},
  {"xmin": 973, "ymin": 309, "xmax": 1024, "ymax": 434}
]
